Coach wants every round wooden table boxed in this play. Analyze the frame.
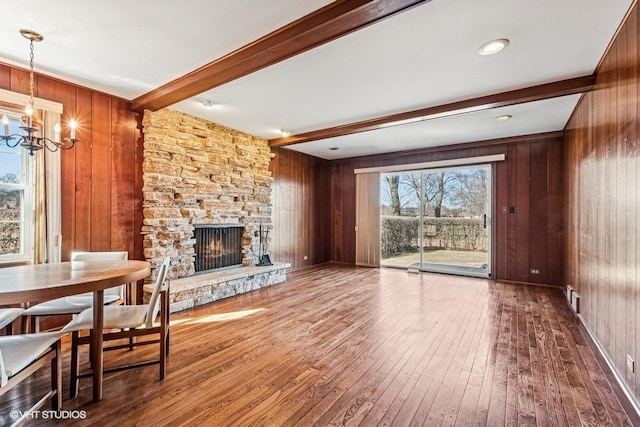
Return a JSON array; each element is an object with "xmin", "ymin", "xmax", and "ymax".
[{"xmin": 0, "ymin": 260, "xmax": 151, "ymax": 401}]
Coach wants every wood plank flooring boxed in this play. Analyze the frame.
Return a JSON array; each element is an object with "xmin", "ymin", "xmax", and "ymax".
[{"xmin": 0, "ymin": 264, "xmax": 635, "ymax": 426}]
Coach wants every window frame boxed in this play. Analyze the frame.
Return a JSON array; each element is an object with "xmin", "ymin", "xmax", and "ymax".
[
  {"xmin": 0, "ymin": 88, "xmax": 63, "ymax": 266},
  {"xmin": 0, "ymin": 108, "xmax": 34, "ymax": 263}
]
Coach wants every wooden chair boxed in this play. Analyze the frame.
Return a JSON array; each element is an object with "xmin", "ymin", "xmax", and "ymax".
[
  {"xmin": 22, "ymin": 251, "xmax": 129, "ymax": 332},
  {"xmin": 62, "ymin": 257, "xmax": 171, "ymax": 398},
  {"xmin": 0, "ymin": 332, "xmax": 64, "ymax": 425},
  {"xmin": 0, "ymin": 308, "xmax": 25, "ymax": 335}
]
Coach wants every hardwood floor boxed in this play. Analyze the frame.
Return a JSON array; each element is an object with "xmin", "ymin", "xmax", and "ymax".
[{"xmin": 1, "ymin": 264, "xmax": 635, "ymax": 426}]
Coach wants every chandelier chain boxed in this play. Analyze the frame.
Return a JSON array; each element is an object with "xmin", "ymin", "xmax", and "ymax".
[{"xmin": 28, "ymin": 39, "xmax": 35, "ymax": 109}]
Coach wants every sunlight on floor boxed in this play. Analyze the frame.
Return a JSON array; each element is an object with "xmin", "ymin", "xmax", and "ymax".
[{"xmin": 174, "ymin": 308, "xmax": 266, "ymax": 325}]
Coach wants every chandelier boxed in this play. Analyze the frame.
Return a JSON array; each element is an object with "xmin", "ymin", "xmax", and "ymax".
[{"xmin": 1, "ymin": 29, "xmax": 77, "ymax": 156}]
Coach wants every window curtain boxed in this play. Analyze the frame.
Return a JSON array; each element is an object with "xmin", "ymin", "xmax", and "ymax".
[
  {"xmin": 355, "ymin": 172, "xmax": 381, "ymax": 267},
  {"xmin": 33, "ymin": 110, "xmax": 62, "ymax": 264}
]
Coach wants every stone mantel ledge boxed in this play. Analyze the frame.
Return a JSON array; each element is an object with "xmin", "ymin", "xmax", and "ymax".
[{"xmin": 143, "ymin": 262, "xmax": 291, "ymax": 313}]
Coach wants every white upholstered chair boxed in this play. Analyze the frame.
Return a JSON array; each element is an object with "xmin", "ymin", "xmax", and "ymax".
[
  {"xmin": 62, "ymin": 257, "xmax": 171, "ymax": 398},
  {"xmin": 22, "ymin": 251, "xmax": 129, "ymax": 332},
  {"xmin": 0, "ymin": 308, "xmax": 25, "ymax": 335},
  {"xmin": 0, "ymin": 332, "xmax": 65, "ymax": 425}
]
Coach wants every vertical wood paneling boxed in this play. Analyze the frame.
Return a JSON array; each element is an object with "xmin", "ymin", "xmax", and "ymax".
[
  {"xmin": 90, "ymin": 93, "xmax": 112, "ymax": 251},
  {"xmin": 627, "ymin": 6, "xmax": 638, "ymax": 397},
  {"xmin": 0, "ymin": 63, "xmax": 140, "ymax": 261},
  {"xmin": 547, "ymin": 139, "xmax": 563, "ymax": 283},
  {"xmin": 615, "ymin": 31, "xmax": 627, "ymax": 376},
  {"xmin": 329, "ymin": 134, "xmax": 564, "ymax": 285},
  {"xmin": 494, "ymin": 155, "xmax": 508, "ymax": 280},
  {"xmin": 270, "ymin": 148, "xmax": 330, "ymax": 270},
  {"xmin": 60, "ymin": 96, "xmax": 78, "ymax": 261},
  {"xmin": 505, "ymin": 145, "xmax": 518, "ymax": 281},
  {"xmin": 0, "ymin": 65, "xmax": 10, "ymax": 89},
  {"xmin": 73, "ymin": 88, "xmax": 93, "ymax": 252},
  {"xmin": 330, "ymin": 162, "xmax": 346, "ymax": 262},
  {"xmin": 111, "ymin": 99, "xmax": 137, "ymax": 257},
  {"xmin": 515, "ymin": 143, "xmax": 530, "ymax": 282},
  {"xmin": 529, "ymin": 141, "xmax": 549, "ymax": 284},
  {"xmin": 564, "ymin": 3, "xmax": 640, "ymax": 404},
  {"xmin": 10, "ymin": 68, "xmax": 30, "ymax": 95}
]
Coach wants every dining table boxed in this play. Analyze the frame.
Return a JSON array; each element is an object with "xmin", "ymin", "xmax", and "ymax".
[{"xmin": 0, "ymin": 259, "xmax": 151, "ymax": 401}]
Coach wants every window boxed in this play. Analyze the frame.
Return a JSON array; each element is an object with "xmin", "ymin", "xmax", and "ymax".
[{"xmin": 0, "ymin": 109, "xmax": 33, "ymax": 262}]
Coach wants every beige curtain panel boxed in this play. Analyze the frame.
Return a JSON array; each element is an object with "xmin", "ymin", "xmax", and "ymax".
[
  {"xmin": 33, "ymin": 110, "xmax": 62, "ymax": 264},
  {"xmin": 355, "ymin": 172, "xmax": 381, "ymax": 267}
]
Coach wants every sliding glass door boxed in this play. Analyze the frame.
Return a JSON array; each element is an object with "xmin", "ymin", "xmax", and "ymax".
[
  {"xmin": 380, "ymin": 164, "xmax": 491, "ymax": 278},
  {"xmin": 379, "ymin": 171, "xmax": 422, "ymax": 269}
]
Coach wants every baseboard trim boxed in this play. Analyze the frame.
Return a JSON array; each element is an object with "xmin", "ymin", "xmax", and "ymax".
[
  {"xmin": 576, "ymin": 313, "xmax": 640, "ymax": 425},
  {"xmin": 498, "ymin": 278, "xmax": 564, "ymax": 289}
]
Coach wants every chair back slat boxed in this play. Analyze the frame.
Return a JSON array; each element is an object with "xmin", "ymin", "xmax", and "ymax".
[
  {"xmin": 146, "ymin": 257, "xmax": 171, "ymax": 328},
  {"xmin": 71, "ymin": 252, "xmax": 128, "ymax": 298},
  {"xmin": 70, "ymin": 251, "xmax": 128, "ymax": 262}
]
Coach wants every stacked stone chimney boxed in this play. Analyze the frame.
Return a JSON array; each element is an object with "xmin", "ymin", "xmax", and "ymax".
[{"xmin": 141, "ymin": 109, "xmax": 274, "ymax": 279}]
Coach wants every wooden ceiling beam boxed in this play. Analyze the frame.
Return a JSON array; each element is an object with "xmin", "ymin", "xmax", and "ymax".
[
  {"xmin": 268, "ymin": 75, "xmax": 596, "ymax": 148},
  {"xmin": 132, "ymin": 0, "xmax": 429, "ymax": 112}
]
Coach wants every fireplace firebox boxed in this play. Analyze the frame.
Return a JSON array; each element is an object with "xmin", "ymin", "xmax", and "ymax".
[{"xmin": 194, "ymin": 224, "xmax": 243, "ymax": 273}]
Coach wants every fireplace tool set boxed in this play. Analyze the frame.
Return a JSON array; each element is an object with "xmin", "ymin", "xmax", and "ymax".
[{"xmin": 257, "ymin": 222, "xmax": 272, "ymax": 266}]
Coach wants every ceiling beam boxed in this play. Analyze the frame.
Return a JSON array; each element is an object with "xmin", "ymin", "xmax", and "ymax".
[
  {"xmin": 132, "ymin": 0, "xmax": 429, "ymax": 112},
  {"xmin": 268, "ymin": 75, "xmax": 596, "ymax": 148}
]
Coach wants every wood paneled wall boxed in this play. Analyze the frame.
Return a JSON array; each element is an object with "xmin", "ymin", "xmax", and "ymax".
[
  {"xmin": 328, "ymin": 133, "xmax": 565, "ymax": 285},
  {"xmin": 564, "ymin": 3, "xmax": 640, "ymax": 401},
  {"xmin": 0, "ymin": 63, "xmax": 143, "ymax": 262},
  {"xmin": 270, "ymin": 148, "xmax": 331, "ymax": 270}
]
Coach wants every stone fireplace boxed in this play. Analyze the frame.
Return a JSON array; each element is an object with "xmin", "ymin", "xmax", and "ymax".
[{"xmin": 141, "ymin": 109, "xmax": 289, "ymax": 311}]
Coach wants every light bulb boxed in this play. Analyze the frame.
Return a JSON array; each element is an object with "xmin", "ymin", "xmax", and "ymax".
[
  {"xmin": 69, "ymin": 119, "xmax": 77, "ymax": 140},
  {"xmin": 24, "ymin": 104, "xmax": 33, "ymax": 128},
  {"xmin": 2, "ymin": 114, "xmax": 8, "ymax": 136}
]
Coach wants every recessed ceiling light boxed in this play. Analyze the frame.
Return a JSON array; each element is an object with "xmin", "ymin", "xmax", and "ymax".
[
  {"xmin": 199, "ymin": 99, "xmax": 215, "ymax": 109},
  {"xmin": 478, "ymin": 38, "xmax": 510, "ymax": 56},
  {"xmin": 280, "ymin": 130, "xmax": 291, "ymax": 137},
  {"xmin": 495, "ymin": 114, "xmax": 512, "ymax": 122},
  {"xmin": 329, "ymin": 147, "xmax": 339, "ymax": 151}
]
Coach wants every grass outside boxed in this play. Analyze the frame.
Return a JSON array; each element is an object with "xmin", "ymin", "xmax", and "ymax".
[{"xmin": 382, "ymin": 249, "xmax": 487, "ymax": 268}]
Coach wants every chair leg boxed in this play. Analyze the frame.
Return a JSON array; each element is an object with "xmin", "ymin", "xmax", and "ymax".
[
  {"xmin": 163, "ymin": 290, "xmax": 170, "ymax": 356},
  {"xmin": 159, "ymin": 329, "xmax": 166, "ymax": 380},
  {"xmin": 52, "ymin": 340, "xmax": 62, "ymax": 410},
  {"xmin": 21, "ymin": 315, "xmax": 29, "ymax": 334},
  {"xmin": 70, "ymin": 331, "xmax": 79, "ymax": 399},
  {"xmin": 30, "ymin": 315, "xmax": 38, "ymax": 333},
  {"xmin": 129, "ymin": 328, "xmax": 135, "ymax": 351},
  {"xmin": 159, "ymin": 320, "xmax": 168, "ymax": 380},
  {"xmin": 166, "ymin": 330, "xmax": 170, "ymax": 355},
  {"xmin": 88, "ymin": 330, "xmax": 93, "ymax": 369}
]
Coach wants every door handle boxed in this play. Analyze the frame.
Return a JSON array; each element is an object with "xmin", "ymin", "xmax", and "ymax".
[{"xmin": 483, "ymin": 214, "xmax": 487, "ymax": 229}]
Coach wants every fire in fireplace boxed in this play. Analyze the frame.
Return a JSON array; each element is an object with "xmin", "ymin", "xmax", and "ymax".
[{"xmin": 194, "ymin": 224, "xmax": 243, "ymax": 273}]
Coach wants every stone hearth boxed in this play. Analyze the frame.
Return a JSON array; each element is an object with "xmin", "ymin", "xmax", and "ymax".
[{"xmin": 144, "ymin": 262, "xmax": 290, "ymax": 313}]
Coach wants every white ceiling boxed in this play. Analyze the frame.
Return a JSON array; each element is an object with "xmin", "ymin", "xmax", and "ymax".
[
  {"xmin": 0, "ymin": 0, "xmax": 332, "ymax": 98},
  {"xmin": 0, "ymin": 0, "xmax": 633, "ymax": 160},
  {"xmin": 290, "ymin": 94, "xmax": 582, "ymax": 160}
]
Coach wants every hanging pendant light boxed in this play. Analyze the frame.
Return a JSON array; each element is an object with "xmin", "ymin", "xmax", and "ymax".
[{"xmin": 1, "ymin": 29, "xmax": 78, "ymax": 156}]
